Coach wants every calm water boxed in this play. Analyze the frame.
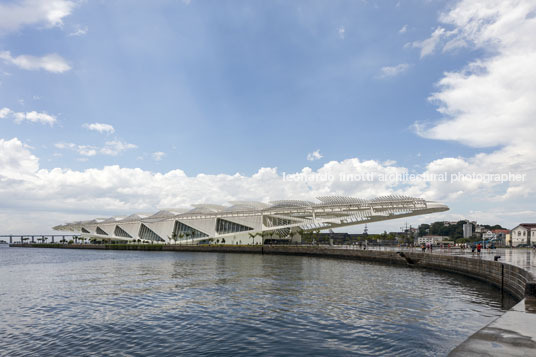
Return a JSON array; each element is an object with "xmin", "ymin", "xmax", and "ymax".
[{"xmin": 0, "ymin": 248, "xmax": 516, "ymax": 356}]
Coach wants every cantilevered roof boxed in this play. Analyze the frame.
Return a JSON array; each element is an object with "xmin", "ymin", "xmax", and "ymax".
[
  {"xmin": 269, "ymin": 200, "xmax": 315, "ymax": 208},
  {"xmin": 316, "ymin": 196, "xmax": 366, "ymax": 205},
  {"xmin": 55, "ymin": 195, "xmax": 447, "ymax": 230},
  {"xmin": 226, "ymin": 201, "xmax": 271, "ymax": 211}
]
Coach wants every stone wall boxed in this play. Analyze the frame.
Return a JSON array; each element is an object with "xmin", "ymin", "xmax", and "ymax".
[{"xmin": 405, "ymin": 253, "xmax": 534, "ymax": 300}]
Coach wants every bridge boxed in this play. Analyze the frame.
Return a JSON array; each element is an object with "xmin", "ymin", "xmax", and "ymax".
[{"xmin": 0, "ymin": 234, "xmax": 79, "ymax": 244}]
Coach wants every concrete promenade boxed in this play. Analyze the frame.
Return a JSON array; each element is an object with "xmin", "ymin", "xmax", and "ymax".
[{"xmin": 8, "ymin": 243, "xmax": 536, "ymax": 355}]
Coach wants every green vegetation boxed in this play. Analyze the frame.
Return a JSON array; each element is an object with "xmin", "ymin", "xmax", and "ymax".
[{"xmin": 418, "ymin": 221, "xmax": 505, "ymax": 241}]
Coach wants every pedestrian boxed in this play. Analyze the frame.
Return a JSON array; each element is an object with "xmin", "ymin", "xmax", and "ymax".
[
  {"xmin": 477, "ymin": 243, "xmax": 482, "ymax": 255},
  {"xmin": 421, "ymin": 243, "xmax": 426, "ymax": 252}
]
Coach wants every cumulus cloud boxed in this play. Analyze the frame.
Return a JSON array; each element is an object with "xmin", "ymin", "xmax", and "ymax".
[
  {"xmin": 412, "ymin": 0, "xmax": 536, "ymax": 201},
  {"xmin": 379, "ymin": 63, "xmax": 409, "ymax": 78},
  {"xmin": 399, "ymin": 25, "xmax": 407, "ymax": 34},
  {"xmin": 0, "ymin": 138, "xmax": 39, "ymax": 180},
  {"xmin": 152, "ymin": 152, "xmax": 165, "ymax": 161},
  {"xmin": 414, "ymin": 0, "xmax": 536, "ymax": 149},
  {"xmin": 0, "ymin": 0, "xmax": 76, "ymax": 34},
  {"xmin": 0, "ymin": 51, "xmax": 71, "ymax": 73},
  {"xmin": 307, "ymin": 149, "xmax": 323, "ymax": 161},
  {"xmin": 0, "ymin": 107, "xmax": 56, "ymax": 125},
  {"xmin": 1, "ymin": 137, "xmax": 534, "ymax": 233},
  {"xmin": 83, "ymin": 123, "xmax": 115, "ymax": 134}
]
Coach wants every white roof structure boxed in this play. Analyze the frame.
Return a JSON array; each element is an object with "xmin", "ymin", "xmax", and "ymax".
[{"xmin": 53, "ymin": 195, "xmax": 448, "ymax": 245}]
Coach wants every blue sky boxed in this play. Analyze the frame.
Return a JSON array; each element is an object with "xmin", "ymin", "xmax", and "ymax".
[{"xmin": 1, "ymin": 0, "xmax": 535, "ymax": 233}]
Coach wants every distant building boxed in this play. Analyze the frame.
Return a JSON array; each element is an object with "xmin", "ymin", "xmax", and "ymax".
[
  {"xmin": 463, "ymin": 223, "xmax": 473, "ymax": 238},
  {"xmin": 482, "ymin": 230, "xmax": 495, "ymax": 240},
  {"xmin": 506, "ymin": 232, "xmax": 512, "ymax": 246},
  {"xmin": 492, "ymin": 229, "xmax": 509, "ymax": 246},
  {"xmin": 418, "ymin": 235, "xmax": 448, "ymax": 245},
  {"xmin": 474, "ymin": 225, "xmax": 485, "ymax": 238},
  {"xmin": 511, "ymin": 224, "xmax": 536, "ymax": 247}
]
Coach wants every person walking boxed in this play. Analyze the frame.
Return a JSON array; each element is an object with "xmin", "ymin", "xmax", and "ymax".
[{"xmin": 476, "ymin": 243, "xmax": 482, "ymax": 255}]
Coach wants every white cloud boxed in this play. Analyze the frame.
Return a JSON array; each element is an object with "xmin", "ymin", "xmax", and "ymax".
[
  {"xmin": 411, "ymin": 0, "xmax": 536, "ymax": 202},
  {"xmin": 0, "ymin": 137, "xmax": 39, "ymax": 180},
  {"xmin": 68, "ymin": 25, "xmax": 87, "ymax": 37},
  {"xmin": 100, "ymin": 140, "xmax": 137, "ymax": 156},
  {"xmin": 1, "ymin": 137, "xmax": 535, "ymax": 233},
  {"xmin": 0, "ymin": 107, "xmax": 56, "ymax": 125},
  {"xmin": 55, "ymin": 140, "xmax": 136, "ymax": 157},
  {"xmin": 399, "ymin": 25, "xmax": 407, "ymax": 34},
  {"xmin": 0, "ymin": 0, "xmax": 76, "ymax": 34},
  {"xmin": 307, "ymin": 149, "xmax": 323, "ymax": 161},
  {"xmin": 0, "ymin": 51, "xmax": 71, "ymax": 73},
  {"xmin": 338, "ymin": 26, "xmax": 345, "ymax": 39},
  {"xmin": 83, "ymin": 123, "xmax": 115, "ymax": 134},
  {"xmin": 78, "ymin": 145, "xmax": 97, "ymax": 157},
  {"xmin": 55, "ymin": 142, "xmax": 96, "ymax": 156},
  {"xmin": 152, "ymin": 152, "xmax": 165, "ymax": 161},
  {"xmin": 411, "ymin": 27, "xmax": 446, "ymax": 58},
  {"xmin": 379, "ymin": 63, "xmax": 409, "ymax": 78},
  {"xmin": 415, "ymin": 0, "xmax": 536, "ymax": 147}
]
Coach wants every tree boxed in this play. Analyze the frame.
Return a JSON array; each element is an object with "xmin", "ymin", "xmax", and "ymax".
[
  {"xmin": 169, "ymin": 231, "xmax": 178, "ymax": 245},
  {"xmin": 418, "ymin": 224, "xmax": 430, "ymax": 237},
  {"xmin": 314, "ymin": 229, "xmax": 321, "ymax": 245},
  {"xmin": 184, "ymin": 231, "xmax": 191, "ymax": 245},
  {"xmin": 249, "ymin": 232, "xmax": 256, "ymax": 245},
  {"xmin": 256, "ymin": 232, "xmax": 263, "ymax": 245}
]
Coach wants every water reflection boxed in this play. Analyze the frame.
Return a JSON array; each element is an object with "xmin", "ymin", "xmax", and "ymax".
[{"xmin": 0, "ymin": 248, "xmax": 516, "ymax": 356}]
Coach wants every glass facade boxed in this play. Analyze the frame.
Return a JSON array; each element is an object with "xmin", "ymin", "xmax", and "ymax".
[
  {"xmin": 173, "ymin": 221, "xmax": 208, "ymax": 239},
  {"xmin": 138, "ymin": 224, "xmax": 164, "ymax": 242},
  {"xmin": 114, "ymin": 225, "xmax": 132, "ymax": 238},
  {"xmin": 81, "ymin": 228, "xmax": 90, "ymax": 233},
  {"xmin": 216, "ymin": 218, "xmax": 253, "ymax": 235},
  {"xmin": 96, "ymin": 227, "xmax": 108, "ymax": 235},
  {"xmin": 263, "ymin": 216, "xmax": 293, "ymax": 227}
]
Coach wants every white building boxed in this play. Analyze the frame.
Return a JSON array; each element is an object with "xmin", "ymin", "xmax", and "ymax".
[
  {"xmin": 418, "ymin": 235, "xmax": 449, "ymax": 245},
  {"xmin": 511, "ymin": 224, "xmax": 536, "ymax": 247},
  {"xmin": 54, "ymin": 195, "xmax": 449, "ymax": 245},
  {"xmin": 482, "ymin": 231, "xmax": 496, "ymax": 241},
  {"xmin": 463, "ymin": 223, "xmax": 473, "ymax": 238}
]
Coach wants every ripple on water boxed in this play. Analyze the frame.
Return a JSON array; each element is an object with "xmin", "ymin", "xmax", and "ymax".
[{"xmin": 0, "ymin": 248, "xmax": 516, "ymax": 356}]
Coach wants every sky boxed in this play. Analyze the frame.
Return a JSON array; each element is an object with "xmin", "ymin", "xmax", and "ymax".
[{"xmin": 1, "ymin": 0, "xmax": 535, "ymax": 234}]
